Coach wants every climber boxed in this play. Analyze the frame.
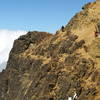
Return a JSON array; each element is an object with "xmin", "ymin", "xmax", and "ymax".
[
  {"xmin": 61, "ymin": 26, "xmax": 65, "ymax": 32},
  {"xmin": 73, "ymin": 92, "xmax": 77, "ymax": 100},
  {"xmin": 68, "ymin": 92, "xmax": 77, "ymax": 100}
]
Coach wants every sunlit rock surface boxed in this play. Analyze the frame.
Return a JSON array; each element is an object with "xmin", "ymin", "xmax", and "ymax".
[{"xmin": 0, "ymin": 1, "xmax": 100, "ymax": 100}]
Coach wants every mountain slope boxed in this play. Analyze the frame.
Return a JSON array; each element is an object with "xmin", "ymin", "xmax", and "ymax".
[{"xmin": 0, "ymin": 1, "xmax": 100, "ymax": 100}]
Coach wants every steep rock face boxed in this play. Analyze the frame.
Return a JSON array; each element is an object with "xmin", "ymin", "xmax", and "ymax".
[{"xmin": 0, "ymin": 1, "xmax": 100, "ymax": 100}]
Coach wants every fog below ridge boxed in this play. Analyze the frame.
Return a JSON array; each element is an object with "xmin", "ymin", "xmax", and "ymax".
[{"xmin": 0, "ymin": 30, "xmax": 27, "ymax": 72}]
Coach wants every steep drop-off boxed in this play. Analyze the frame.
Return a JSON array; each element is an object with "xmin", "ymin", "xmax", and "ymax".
[{"xmin": 0, "ymin": 1, "xmax": 100, "ymax": 100}]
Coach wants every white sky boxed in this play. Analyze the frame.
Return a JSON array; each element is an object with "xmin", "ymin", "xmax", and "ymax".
[{"xmin": 0, "ymin": 30, "xmax": 27, "ymax": 71}]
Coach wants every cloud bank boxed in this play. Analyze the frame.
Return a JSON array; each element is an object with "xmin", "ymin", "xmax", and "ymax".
[{"xmin": 0, "ymin": 30, "xmax": 27, "ymax": 72}]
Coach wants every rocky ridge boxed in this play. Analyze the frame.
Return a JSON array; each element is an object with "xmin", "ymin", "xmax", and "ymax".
[{"xmin": 0, "ymin": 1, "xmax": 100, "ymax": 100}]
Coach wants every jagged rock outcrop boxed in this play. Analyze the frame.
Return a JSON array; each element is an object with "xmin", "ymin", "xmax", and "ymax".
[{"xmin": 0, "ymin": 1, "xmax": 100, "ymax": 100}]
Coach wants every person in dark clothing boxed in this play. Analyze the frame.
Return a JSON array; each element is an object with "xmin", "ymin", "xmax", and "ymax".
[{"xmin": 61, "ymin": 26, "xmax": 65, "ymax": 32}]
